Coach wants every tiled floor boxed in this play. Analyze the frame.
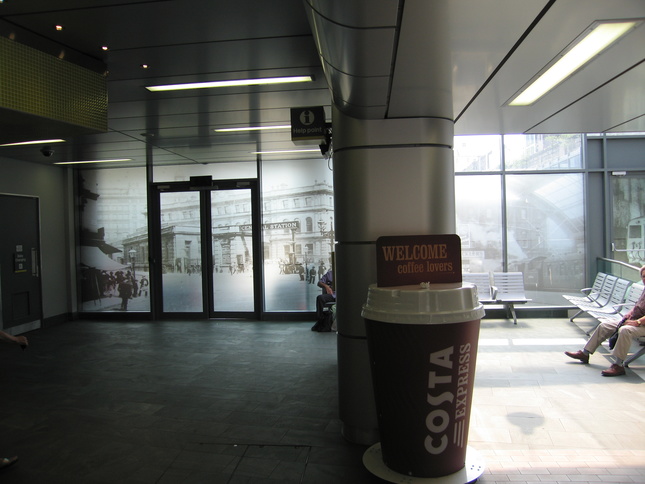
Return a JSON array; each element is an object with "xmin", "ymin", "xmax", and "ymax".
[
  {"xmin": 0, "ymin": 315, "xmax": 643, "ymax": 483},
  {"xmin": 473, "ymin": 316, "xmax": 645, "ymax": 484}
]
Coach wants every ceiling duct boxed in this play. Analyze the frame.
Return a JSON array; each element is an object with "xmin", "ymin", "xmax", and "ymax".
[
  {"xmin": 303, "ymin": 0, "xmax": 400, "ymax": 119},
  {"xmin": 0, "ymin": 36, "xmax": 107, "ymax": 144}
]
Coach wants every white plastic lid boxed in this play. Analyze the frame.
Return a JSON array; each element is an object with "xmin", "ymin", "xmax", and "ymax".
[{"xmin": 361, "ymin": 282, "xmax": 485, "ymax": 325}]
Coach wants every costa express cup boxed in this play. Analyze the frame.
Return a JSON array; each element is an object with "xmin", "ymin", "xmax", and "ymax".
[{"xmin": 362, "ymin": 282, "xmax": 485, "ymax": 478}]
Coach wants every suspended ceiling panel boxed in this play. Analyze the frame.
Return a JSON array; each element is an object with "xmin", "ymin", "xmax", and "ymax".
[
  {"xmin": 452, "ymin": 0, "xmax": 645, "ymax": 134},
  {"xmin": 0, "ymin": 0, "xmax": 642, "ymax": 168}
]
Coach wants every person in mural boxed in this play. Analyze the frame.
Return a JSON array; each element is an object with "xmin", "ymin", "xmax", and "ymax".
[
  {"xmin": 297, "ymin": 264, "xmax": 305, "ymax": 281},
  {"xmin": 99, "ymin": 271, "xmax": 109, "ymax": 297},
  {"xmin": 318, "ymin": 262, "xmax": 326, "ymax": 279},
  {"xmin": 308, "ymin": 265, "xmax": 316, "ymax": 284},
  {"xmin": 0, "ymin": 329, "xmax": 28, "ymax": 471},
  {"xmin": 118, "ymin": 271, "xmax": 134, "ymax": 310},
  {"xmin": 138, "ymin": 275, "xmax": 149, "ymax": 297},
  {"xmin": 107, "ymin": 272, "xmax": 117, "ymax": 297},
  {"xmin": 565, "ymin": 265, "xmax": 645, "ymax": 376}
]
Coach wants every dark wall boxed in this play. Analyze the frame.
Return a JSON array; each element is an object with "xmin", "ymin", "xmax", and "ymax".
[{"xmin": 0, "ymin": 157, "xmax": 73, "ymax": 324}]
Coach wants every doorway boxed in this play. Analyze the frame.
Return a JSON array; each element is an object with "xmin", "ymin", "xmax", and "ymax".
[
  {"xmin": 153, "ymin": 179, "xmax": 261, "ymax": 318},
  {"xmin": 0, "ymin": 194, "xmax": 42, "ymax": 333}
]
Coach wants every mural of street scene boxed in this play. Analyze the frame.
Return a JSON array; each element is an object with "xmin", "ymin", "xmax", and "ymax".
[
  {"xmin": 78, "ymin": 159, "xmax": 335, "ymax": 313},
  {"xmin": 78, "ymin": 167, "xmax": 149, "ymax": 312}
]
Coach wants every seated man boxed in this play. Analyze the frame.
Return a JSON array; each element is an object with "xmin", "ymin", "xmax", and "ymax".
[
  {"xmin": 565, "ymin": 265, "xmax": 645, "ymax": 376},
  {"xmin": 315, "ymin": 269, "xmax": 335, "ymax": 323}
]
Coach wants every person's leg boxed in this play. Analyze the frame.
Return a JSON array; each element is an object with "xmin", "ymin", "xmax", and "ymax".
[
  {"xmin": 565, "ymin": 321, "xmax": 618, "ymax": 363},
  {"xmin": 584, "ymin": 321, "xmax": 618, "ymax": 353},
  {"xmin": 316, "ymin": 294, "xmax": 335, "ymax": 319},
  {"xmin": 603, "ymin": 324, "xmax": 645, "ymax": 376}
]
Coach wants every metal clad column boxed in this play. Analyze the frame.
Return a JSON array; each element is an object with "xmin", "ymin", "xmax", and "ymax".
[
  {"xmin": 307, "ymin": 0, "xmax": 456, "ymax": 444},
  {"xmin": 334, "ymin": 110, "xmax": 455, "ymax": 444}
]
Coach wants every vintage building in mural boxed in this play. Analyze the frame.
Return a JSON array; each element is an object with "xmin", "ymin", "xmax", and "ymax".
[{"xmin": 120, "ymin": 180, "xmax": 335, "ymax": 277}]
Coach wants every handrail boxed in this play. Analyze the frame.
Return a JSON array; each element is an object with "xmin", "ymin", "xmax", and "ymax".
[
  {"xmin": 597, "ymin": 257, "xmax": 641, "ymax": 283},
  {"xmin": 597, "ymin": 257, "xmax": 640, "ymax": 271}
]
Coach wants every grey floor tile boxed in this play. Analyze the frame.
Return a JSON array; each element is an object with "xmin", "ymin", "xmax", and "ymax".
[{"xmin": 0, "ymin": 317, "xmax": 644, "ymax": 483}]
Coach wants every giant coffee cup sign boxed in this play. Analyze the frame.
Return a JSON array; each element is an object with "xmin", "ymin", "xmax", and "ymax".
[{"xmin": 363, "ymin": 234, "xmax": 484, "ymax": 478}]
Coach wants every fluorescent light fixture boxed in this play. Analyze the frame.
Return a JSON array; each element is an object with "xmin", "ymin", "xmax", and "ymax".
[
  {"xmin": 54, "ymin": 159, "xmax": 132, "ymax": 165},
  {"xmin": 215, "ymin": 125, "xmax": 291, "ymax": 133},
  {"xmin": 0, "ymin": 139, "xmax": 65, "ymax": 147},
  {"xmin": 509, "ymin": 20, "xmax": 639, "ymax": 106},
  {"xmin": 146, "ymin": 75, "xmax": 313, "ymax": 92},
  {"xmin": 252, "ymin": 149, "xmax": 320, "ymax": 155}
]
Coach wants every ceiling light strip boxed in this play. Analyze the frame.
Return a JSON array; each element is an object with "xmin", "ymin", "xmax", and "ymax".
[
  {"xmin": 146, "ymin": 76, "xmax": 313, "ymax": 92},
  {"xmin": 509, "ymin": 20, "xmax": 639, "ymax": 106},
  {"xmin": 54, "ymin": 159, "xmax": 132, "ymax": 165},
  {"xmin": 215, "ymin": 125, "xmax": 291, "ymax": 133},
  {"xmin": 252, "ymin": 149, "xmax": 320, "ymax": 155},
  {"xmin": 0, "ymin": 139, "xmax": 66, "ymax": 147}
]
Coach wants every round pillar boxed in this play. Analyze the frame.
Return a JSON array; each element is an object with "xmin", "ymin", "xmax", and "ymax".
[{"xmin": 333, "ymin": 106, "xmax": 455, "ymax": 444}]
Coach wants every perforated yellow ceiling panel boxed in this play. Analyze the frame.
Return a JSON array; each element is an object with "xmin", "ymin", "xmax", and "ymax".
[{"xmin": 0, "ymin": 36, "xmax": 107, "ymax": 134}]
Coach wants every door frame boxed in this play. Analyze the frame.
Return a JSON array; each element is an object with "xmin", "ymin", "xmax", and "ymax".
[
  {"xmin": 150, "ymin": 178, "xmax": 263, "ymax": 319},
  {"xmin": 0, "ymin": 193, "xmax": 43, "ymax": 334}
]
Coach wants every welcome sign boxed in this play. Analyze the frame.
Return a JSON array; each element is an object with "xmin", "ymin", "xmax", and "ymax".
[{"xmin": 376, "ymin": 234, "xmax": 462, "ymax": 287}]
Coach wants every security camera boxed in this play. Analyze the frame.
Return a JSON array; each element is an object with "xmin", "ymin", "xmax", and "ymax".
[{"xmin": 40, "ymin": 147, "xmax": 54, "ymax": 157}]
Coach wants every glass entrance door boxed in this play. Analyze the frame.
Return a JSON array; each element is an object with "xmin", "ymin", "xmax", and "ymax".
[
  {"xmin": 211, "ymin": 189, "xmax": 255, "ymax": 312},
  {"xmin": 159, "ymin": 190, "xmax": 203, "ymax": 313},
  {"xmin": 155, "ymin": 180, "xmax": 259, "ymax": 318}
]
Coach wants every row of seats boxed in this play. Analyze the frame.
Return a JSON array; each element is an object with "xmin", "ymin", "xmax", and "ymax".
[
  {"xmin": 462, "ymin": 272, "xmax": 531, "ymax": 325},
  {"xmin": 563, "ymin": 272, "xmax": 645, "ymax": 367},
  {"xmin": 563, "ymin": 273, "xmax": 642, "ymax": 326}
]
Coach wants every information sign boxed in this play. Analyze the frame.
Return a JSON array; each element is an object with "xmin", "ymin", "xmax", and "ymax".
[{"xmin": 290, "ymin": 106, "xmax": 326, "ymax": 143}]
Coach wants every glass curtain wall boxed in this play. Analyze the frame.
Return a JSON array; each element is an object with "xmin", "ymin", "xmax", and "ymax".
[
  {"xmin": 455, "ymin": 175, "xmax": 502, "ymax": 273},
  {"xmin": 455, "ymin": 134, "xmax": 585, "ymax": 305},
  {"xmin": 77, "ymin": 133, "xmax": 594, "ymax": 314},
  {"xmin": 505, "ymin": 173, "xmax": 585, "ymax": 292},
  {"xmin": 611, "ymin": 173, "xmax": 645, "ymax": 267}
]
